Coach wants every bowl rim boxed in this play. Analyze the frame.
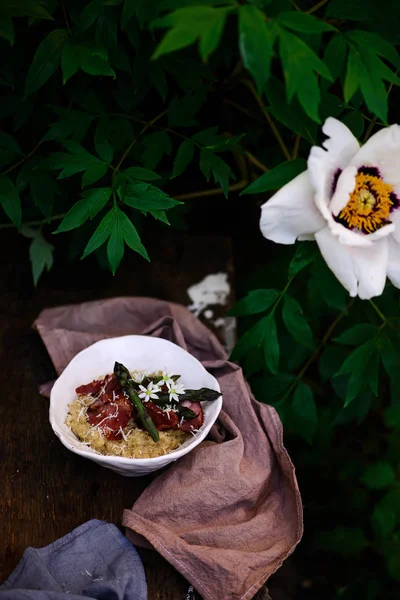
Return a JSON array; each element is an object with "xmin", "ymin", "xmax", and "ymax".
[{"xmin": 49, "ymin": 334, "xmax": 222, "ymax": 465}]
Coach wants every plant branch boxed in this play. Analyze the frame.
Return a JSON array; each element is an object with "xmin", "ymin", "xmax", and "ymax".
[
  {"xmin": 281, "ymin": 302, "xmax": 353, "ymax": 402},
  {"xmin": 0, "ymin": 213, "xmax": 66, "ymax": 231},
  {"xmin": 244, "ymin": 80, "xmax": 292, "ymax": 161},
  {"xmin": 61, "ymin": 0, "xmax": 71, "ymax": 35},
  {"xmin": 113, "ymin": 109, "xmax": 168, "ymax": 176},
  {"xmin": 108, "ymin": 113, "xmax": 192, "ymax": 144},
  {"xmin": 363, "ymin": 80, "xmax": 396, "ymax": 142},
  {"xmin": 292, "ymin": 135, "xmax": 301, "ymax": 159},
  {"xmin": 174, "ymin": 179, "xmax": 248, "ymax": 201},
  {"xmin": 369, "ymin": 299, "xmax": 388, "ymax": 327},
  {"xmin": 245, "ymin": 151, "xmax": 269, "ymax": 172},
  {"xmin": 0, "ymin": 142, "xmax": 42, "ymax": 177},
  {"xmin": 306, "ymin": 0, "xmax": 330, "ymax": 14}
]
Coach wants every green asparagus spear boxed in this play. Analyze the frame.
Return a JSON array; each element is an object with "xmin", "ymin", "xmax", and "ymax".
[
  {"xmin": 114, "ymin": 361, "xmax": 159, "ymax": 443},
  {"xmin": 155, "ymin": 387, "xmax": 221, "ymax": 404},
  {"xmin": 151, "ymin": 398, "xmax": 198, "ymax": 419}
]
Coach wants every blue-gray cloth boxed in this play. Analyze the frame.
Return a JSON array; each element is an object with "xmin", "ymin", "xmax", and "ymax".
[{"xmin": 0, "ymin": 520, "xmax": 147, "ymax": 600}]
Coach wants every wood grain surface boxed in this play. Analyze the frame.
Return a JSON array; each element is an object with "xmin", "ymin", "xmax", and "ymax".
[{"xmin": 0, "ymin": 229, "xmax": 238, "ymax": 598}]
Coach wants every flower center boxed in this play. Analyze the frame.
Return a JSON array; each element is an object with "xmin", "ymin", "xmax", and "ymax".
[{"xmin": 334, "ymin": 167, "xmax": 399, "ymax": 234}]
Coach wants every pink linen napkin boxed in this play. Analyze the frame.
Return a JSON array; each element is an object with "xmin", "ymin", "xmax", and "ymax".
[{"xmin": 34, "ymin": 297, "xmax": 303, "ymax": 600}]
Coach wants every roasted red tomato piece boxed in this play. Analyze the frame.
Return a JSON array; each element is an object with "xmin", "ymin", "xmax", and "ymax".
[
  {"xmin": 75, "ymin": 379, "xmax": 103, "ymax": 396},
  {"xmin": 179, "ymin": 401, "xmax": 204, "ymax": 432},
  {"xmin": 87, "ymin": 393, "xmax": 132, "ymax": 439},
  {"xmin": 144, "ymin": 402, "xmax": 179, "ymax": 430},
  {"xmin": 104, "ymin": 373, "xmax": 122, "ymax": 395}
]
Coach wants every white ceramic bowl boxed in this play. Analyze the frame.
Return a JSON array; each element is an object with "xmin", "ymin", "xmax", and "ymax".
[{"xmin": 49, "ymin": 335, "xmax": 222, "ymax": 476}]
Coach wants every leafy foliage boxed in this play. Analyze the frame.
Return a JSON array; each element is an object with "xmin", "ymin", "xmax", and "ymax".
[{"xmin": 2, "ymin": 3, "xmax": 400, "ymax": 595}]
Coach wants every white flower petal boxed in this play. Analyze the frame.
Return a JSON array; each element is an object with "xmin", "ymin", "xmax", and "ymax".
[
  {"xmin": 308, "ymin": 118, "xmax": 360, "ymax": 219},
  {"xmin": 349, "ymin": 124, "xmax": 400, "ymax": 192},
  {"xmin": 315, "ymin": 227, "xmax": 388, "ymax": 299},
  {"xmin": 326, "ymin": 219, "xmax": 373, "ymax": 247},
  {"xmin": 315, "ymin": 227, "xmax": 358, "ymax": 296},
  {"xmin": 389, "ymin": 210, "xmax": 400, "ymax": 244},
  {"xmin": 367, "ymin": 222, "xmax": 395, "ymax": 241},
  {"xmin": 330, "ymin": 165, "xmax": 358, "ymax": 216},
  {"xmin": 386, "ymin": 236, "xmax": 400, "ymax": 289},
  {"xmin": 259, "ymin": 171, "xmax": 325, "ymax": 244},
  {"xmin": 321, "ymin": 117, "xmax": 360, "ymax": 164}
]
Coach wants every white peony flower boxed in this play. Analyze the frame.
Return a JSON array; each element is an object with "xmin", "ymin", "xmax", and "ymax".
[{"xmin": 259, "ymin": 117, "xmax": 400, "ymax": 299}]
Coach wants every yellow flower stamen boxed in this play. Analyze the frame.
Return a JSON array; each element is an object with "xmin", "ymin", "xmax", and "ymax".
[{"xmin": 338, "ymin": 172, "xmax": 394, "ymax": 233}]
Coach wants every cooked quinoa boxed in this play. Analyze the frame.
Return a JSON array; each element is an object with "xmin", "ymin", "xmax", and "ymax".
[{"xmin": 66, "ymin": 394, "xmax": 190, "ymax": 459}]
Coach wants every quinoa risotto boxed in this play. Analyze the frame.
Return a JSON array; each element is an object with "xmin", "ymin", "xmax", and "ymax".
[{"xmin": 66, "ymin": 363, "xmax": 220, "ymax": 459}]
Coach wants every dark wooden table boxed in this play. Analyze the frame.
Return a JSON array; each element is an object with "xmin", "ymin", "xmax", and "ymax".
[{"xmin": 0, "ymin": 229, "xmax": 241, "ymax": 598}]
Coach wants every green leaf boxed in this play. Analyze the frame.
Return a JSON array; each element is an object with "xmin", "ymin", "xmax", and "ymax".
[
  {"xmin": 288, "ymin": 243, "xmax": 318, "ymax": 279},
  {"xmin": 230, "ymin": 317, "xmax": 266, "ymax": 362},
  {"xmin": 81, "ymin": 208, "xmax": 115, "ymax": 259},
  {"xmin": 322, "ymin": 34, "xmax": 347, "ymax": 86},
  {"xmin": 147, "ymin": 63, "xmax": 168, "ymax": 100},
  {"xmin": 121, "ymin": 0, "xmax": 136, "ymax": 29},
  {"xmin": 318, "ymin": 527, "xmax": 367, "ymax": 556},
  {"xmin": 107, "ymin": 226, "xmax": 124, "ymax": 274},
  {"xmin": 55, "ymin": 188, "xmax": 112, "ymax": 233},
  {"xmin": 360, "ymin": 462, "xmax": 395, "ymax": 490},
  {"xmin": 384, "ymin": 405, "xmax": 400, "ymax": 429},
  {"xmin": 205, "ymin": 134, "xmax": 245, "ymax": 153},
  {"xmin": 229, "ymin": 289, "xmax": 280, "ymax": 316},
  {"xmin": 347, "ymin": 30, "xmax": 400, "ymax": 70},
  {"xmin": 61, "ymin": 41, "xmax": 80, "ymax": 84},
  {"xmin": 153, "ymin": 28, "xmax": 198, "ymax": 60},
  {"xmin": 25, "ymin": 29, "xmax": 68, "ymax": 96},
  {"xmin": 334, "ymin": 324, "xmax": 377, "ymax": 345},
  {"xmin": 242, "ymin": 159, "xmax": 306, "ymax": 195},
  {"xmin": 121, "ymin": 182, "xmax": 181, "ymax": 211},
  {"xmin": 335, "ymin": 341, "xmax": 376, "ymax": 406},
  {"xmin": 142, "ymin": 131, "xmax": 172, "ymax": 169},
  {"xmin": 371, "ymin": 504, "xmax": 396, "ymax": 538},
  {"xmin": 82, "ymin": 163, "xmax": 108, "ymax": 188},
  {"xmin": 171, "ymin": 140, "xmax": 195, "ymax": 179},
  {"xmin": 282, "ymin": 294, "xmax": 314, "ymax": 349},
  {"xmin": 0, "ymin": 0, "xmax": 53, "ymax": 19},
  {"xmin": 30, "ymin": 173, "xmax": 59, "ymax": 219},
  {"xmin": 341, "ymin": 111, "xmax": 364, "ymax": 138},
  {"xmin": 199, "ymin": 7, "xmax": 228, "ymax": 60},
  {"xmin": 238, "ymin": 5, "xmax": 276, "ymax": 94},
  {"xmin": 0, "ymin": 131, "xmax": 22, "ymax": 165},
  {"xmin": 378, "ymin": 331, "xmax": 399, "ymax": 378},
  {"xmin": 265, "ymin": 76, "xmax": 317, "ymax": 143},
  {"xmin": 50, "ymin": 142, "xmax": 107, "ymax": 188},
  {"xmin": 278, "ymin": 28, "xmax": 333, "ymax": 122},
  {"xmin": 152, "ymin": 6, "xmax": 231, "ymax": 60},
  {"xmin": 168, "ymin": 90, "xmax": 204, "ymax": 127},
  {"xmin": 123, "ymin": 167, "xmax": 161, "ymax": 181},
  {"xmin": 118, "ymin": 208, "xmax": 149, "ymax": 261},
  {"xmin": 292, "ymin": 382, "xmax": 317, "ymax": 443},
  {"xmin": 94, "ymin": 117, "xmax": 114, "ymax": 163},
  {"xmin": 199, "ymin": 150, "xmax": 235, "ymax": 198},
  {"xmin": 278, "ymin": 12, "xmax": 336, "ymax": 34},
  {"xmin": 308, "ymin": 255, "xmax": 347, "ymax": 311},
  {"xmin": 80, "ymin": 52, "xmax": 116, "ymax": 78},
  {"xmin": 263, "ymin": 314, "xmax": 279, "ymax": 374},
  {"xmin": 0, "ymin": 176, "xmax": 21, "ymax": 229},
  {"xmin": 81, "ymin": 204, "xmax": 149, "ymax": 266},
  {"xmin": 0, "ymin": 17, "xmax": 14, "ymax": 44},
  {"xmin": 29, "ymin": 233, "xmax": 54, "ymax": 286},
  {"xmin": 344, "ymin": 45, "xmax": 393, "ymax": 124},
  {"xmin": 42, "ymin": 109, "xmax": 94, "ymax": 144}
]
